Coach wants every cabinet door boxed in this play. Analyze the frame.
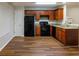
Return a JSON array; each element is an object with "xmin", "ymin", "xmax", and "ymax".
[
  {"xmin": 55, "ymin": 10, "xmax": 58, "ymax": 20},
  {"xmin": 49, "ymin": 11, "xmax": 54, "ymax": 21},
  {"xmin": 58, "ymin": 8, "xmax": 63, "ymax": 20},
  {"xmin": 50, "ymin": 26, "xmax": 52, "ymax": 36},
  {"xmin": 66, "ymin": 29, "xmax": 78, "ymax": 45},
  {"xmin": 54, "ymin": 10, "xmax": 56, "ymax": 20},
  {"xmin": 56, "ymin": 27, "xmax": 59, "ymax": 40},
  {"xmin": 54, "ymin": 8, "xmax": 63, "ymax": 20},
  {"xmin": 31, "ymin": 11, "xmax": 36, "ymax": 15},
  {"xmin": 40, "ymin": 11, "xmax": 44, "ymax": 15},
  {"xmin": 36, "ymin": 15, "xmax": 40, "ymax": 21},
  {"xmin": 35, "ymin": 25, "xmax": 40, "ymax": 36},
  {"xmin": 61, "ymin": 29, "xmax": 66, "ymax": 44},
  {"xmin": 44, "ymin": 11, "xmax": 49, "ymax": 15},
  {"xmin": 56, "ymin": 27, "xmax": 58, "ymax": 39},
  {"xmin": 58, "ymin": 28, "xmax": 61, "ymax": 41}
]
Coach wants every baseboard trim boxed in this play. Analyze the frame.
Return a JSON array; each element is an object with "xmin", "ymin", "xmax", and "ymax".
[
  {"xmin": 0, "ymin": 35, "xmax": 14, "ymax": 51},
  {"xmin": 14, "ymin": 35, "xmax": 24, "ymax": 37}
]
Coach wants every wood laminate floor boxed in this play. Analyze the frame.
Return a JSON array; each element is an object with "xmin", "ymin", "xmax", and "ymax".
[{"xmin": 0, "ymin": 36, "xmax": 79, "ymax": 56}]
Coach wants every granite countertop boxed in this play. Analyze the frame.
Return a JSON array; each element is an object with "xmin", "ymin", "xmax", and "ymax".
[{"xmin": 50, "ymin": 24, "xmax": 79, "ymax": 29}]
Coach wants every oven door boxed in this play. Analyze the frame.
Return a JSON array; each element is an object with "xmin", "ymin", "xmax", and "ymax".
[{"xmin": 40, "ymin": 22, "xmax": 50, "ymax": 36}]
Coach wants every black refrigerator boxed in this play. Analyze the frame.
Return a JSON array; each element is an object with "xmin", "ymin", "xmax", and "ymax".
[{"xmin": 24, "ymin": 16, "xmax": 34, "ymax": 36}]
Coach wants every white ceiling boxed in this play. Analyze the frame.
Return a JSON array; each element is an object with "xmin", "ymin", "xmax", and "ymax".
[
  {"xmin": 12, "ymin": 2, "xmax": 64, "ymax": 8},
  {"xmin": 11, "ymin": 2, "xmax": 79, "ymax": 8}
]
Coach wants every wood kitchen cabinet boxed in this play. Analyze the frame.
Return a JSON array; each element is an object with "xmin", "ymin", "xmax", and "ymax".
[
  {"xmin": 56, "ymin": 27, "xmax": 61, "ymax": 41},
  {"xmin": 58, "ymin": 8, "xmax": 63, "ymax": 20},
  {"xmin": 54, "ymin": 8, "xmax": 63, "ymax": 20},
  {"xmin": 40, "ymin": 11, "xmax": 46, "ymax": 15},
  {"xmin": 48, "ymin": 11, "xmax": 54, "ymax": 21},
  {"xmin": 54, "ymin": 10, "xmax": 58, "ymax": 20},
  {"xmin": 25, "ymin": 10, "xmax": 54, "ymax": 21},
  {"xmin": 56, "ymin": 27, "xmax": 60, "ymax": 40},
  {"xmin": 61, "ymin": 28, "xmax": 66, "ymax": 44},
  {"xmin": 64, "ymin": 29, "xmax": 78, "ymax": 45},
  {"xmin": 56, "ymin": 27, "xmax": 78, "ymax": 46},
  {"xmin": 35, "ymin": 25, "xmax": 40, "ymax": 36},
  {"xmin": 25, "ymin": 10, "xmax": 36, "ymax": 15},
  {"xmin": 36, "ymin": 15, "xmax": 40, "ymax": 21},
  {"xmin": 50, "ymin": 26, "xmax": 52, "ymax": 36}
]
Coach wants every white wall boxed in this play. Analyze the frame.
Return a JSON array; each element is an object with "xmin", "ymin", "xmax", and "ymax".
[
  {"xmin": 67, "ymin": 6, "xmax": 79, "ymax": 24},
  {"xmin": 14, "ymin": 7, "xmax": 24, "ymax": 36},
  {"xmin": 0, "ymin": 2, "xmax": 15, "ymax": 51}
]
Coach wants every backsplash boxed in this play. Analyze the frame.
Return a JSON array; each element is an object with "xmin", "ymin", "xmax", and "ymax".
[{"xmin": 35, "ymin": 20, "xmax": 63, "ymax": 25}]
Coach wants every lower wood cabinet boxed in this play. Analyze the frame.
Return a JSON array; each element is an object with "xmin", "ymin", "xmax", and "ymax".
[
  {"xmin": 56, "ymin": 27, "xmax": 61, "ymax": 41},
  {"xmin": 65, "ymin": 29, "xmax": 78, "ymax": 45},
  {"xmin": 35, "ymin": 25, "xmax": 40, "ymax": 36},
  {"xmin": 50, "ymin": 26, "xmax": 52, "ymax": 36},
  {"xmin": 56, "ymin": 27, "xmax": 78, "ymax": 46},
  {"xmin": 61, "ymin": 30, "xmax": 66, "ymax": 44},
  {"xmin": 56, "ymin": 27, "xmax": 59, "ymax": 39}
]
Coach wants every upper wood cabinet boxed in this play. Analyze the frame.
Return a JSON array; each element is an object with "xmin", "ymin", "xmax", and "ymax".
[
  {"xmin": 36, "ymin": 15, "xmax": 40, "ymax": 21},
  {"xmin": 54, "ymin": 10, "xmax": 58, "ymax": 20},
  {"xmin": 49, "ymin": 11, "xmax": 54, "ymax": 21},
  {"xmin": 54, "ymin": 8, "xmax": 63, "ymax": 20},
  {"xmin": 25, "ymin": 10, "xmax": 54, "ymax": 21},
  {"xmin": 25, "ymin": 10, "xmax": 36, "ymax": 15}
]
